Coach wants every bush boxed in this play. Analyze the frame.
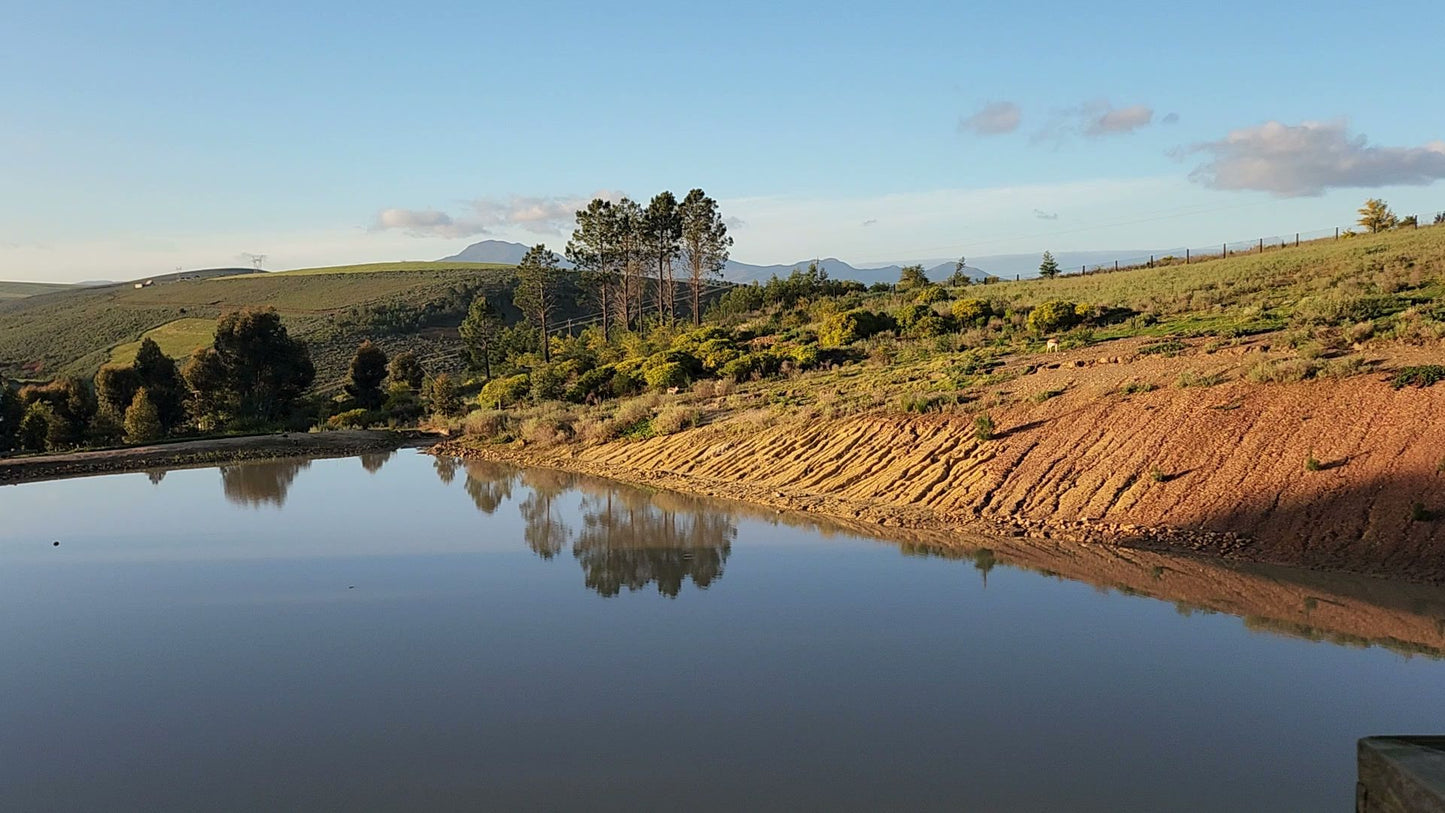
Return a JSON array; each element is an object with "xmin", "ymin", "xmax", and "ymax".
[
  {"xmin": 1246, "ymin": 358, "xmax": 1323, "ymax": 383},
  {"xmin": 1295, "ymin": 293, "xmax": 1402, "ymax": 326},
  {"xmin": 973, "ymin": 413, "xmax": 995, "ymax": 441},
  {"xmin": 464, "ymin": 410, "xmax": 510, "ymax": 439},
  {"xmin": 914, "ymin": 285, "xmax": 949, "ymax": 305},
  {"xmin": 477, "ymin": 374, "xmax": 531, "ymax": 408},
  {"xmin": 1391, "ymin": 365, "xmax": 1445, "ymax": 389},
  {"xmin": 818, "ymin": 310, "xmax": 894, "ymax": 347},
  {"xmin": 790, "ymin": 344, "xmax": 821, "ymax": 369},
  {"xmin": 1026, "ymin": 300, "xmax": 1082, "ymax": 334},
  {"xmin": 644, "ymin": 361, "xmax": 690, "ymax": 391},
  {"xmin": 908, "ymin": 315, "xmax": 953, "ymax": 339},
  {"xmin": 951, "ymin": 298, "xmax": 993, "ymax": 326},
  {"xmin": 652, "ymin": 405, "xmax": 699, "ymax": 435},
  {"xmin": 327, "ymin": 408, "xmax": 378, "ymax": 429}
]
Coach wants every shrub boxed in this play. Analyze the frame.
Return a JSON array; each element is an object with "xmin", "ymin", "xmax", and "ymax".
[
  {"xmin": 893, "ymin": 304, "xmax": 935, "ymax": 329},
  {"xmin": 790, "ymin": 344, "xmax": 821, "ymax": 369},
  {"xmin": 1305, "ymin": 455, "xmax": 1322, "ymax": 472},
  {"xmin": 652, "ymin": 405, "xmax": 699, "ymax": 435},
  {"xmin": 908, "ymin": 315, "xmax": 953, "ymax": 339},
  {"xmin": 973, "ymin": 413, "xmax": 995, "ymax": 441},
  {"xmin": 464, "ymin": 410, "xmax": 509, "ymax": 439},
  {"xmin": 477, "ymin": 374, "xmax": 531, "ymax": 408},
  {"xmin": 818, "ymin": 310, "xmax": 894, "ymax": 347},
  {"xmin": 1391, "ymin": 365, "xmax": 1445, "ymax": 389},
  {"xmin": 951, "ymin": 298, "xmax": 993, "ymax": 326},
  {"xmin": 644, "ymin": 361, "xmax": 690, "ymax": 391},
  {"xmin": 327, "ymin": 408, "xmax": 378, "ymax": 429},
  {"xmin": 519, "ymin": 415, "xmax": 571, "ymax": 447},
  {"xmin": 913, "ymin": 285, "xmax": 950, "ymax": 305},
  {"xmin": 1246, "ymin": 358, "xmax": 1323, "ymax": 383},
  {"xmin": 1176, "ymin": 369, "xmax": 1222, "ymax": 388},
  {"xmin": 1294, "ymin": 293, "xmax": 1401, "ymax": 326},
  {"xmin": 1026, "ymin": 300, "xmax": 1081, "ymax": 334}
]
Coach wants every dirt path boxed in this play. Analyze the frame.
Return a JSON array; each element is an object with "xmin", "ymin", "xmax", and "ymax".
[{"xmin": 0, "ymin": 430, "xmax": 426, "ymax": 486}]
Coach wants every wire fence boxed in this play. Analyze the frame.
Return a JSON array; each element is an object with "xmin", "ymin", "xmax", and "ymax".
[{"xmin": 1061, "ymin": 210, "xmax": 1445, "ymax": 278}]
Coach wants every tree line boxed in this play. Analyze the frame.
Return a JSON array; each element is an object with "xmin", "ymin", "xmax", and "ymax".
[{"xmin": 459, "ymin": 188, "xmax": 733, "ymax": 371}]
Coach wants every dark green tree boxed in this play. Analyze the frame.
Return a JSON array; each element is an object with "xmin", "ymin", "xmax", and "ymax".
[
  {"xmin": 123, "ymin": 387, "xmax": 163, "ymax": 444},
  {"xmin": 0, "ymin": 378, "xmax": 22, "ymax": 452},
  {"xmin": 388, "ymin": 351, "xmax": 426, "ymax": 390},
  {"xmin": 677, "ymin": 188, "xmax": 732, "ymax": 326},
  {"xmin": 459, "ymin": 296, "xmax": 504, "ymax": 378},
  {"xmin": 94, "ymin": 365, "xmax": 141, "ymax": 420},
  {"xmin": 424, "ymin": 372, "xmax": 463, "ymax": 417},
  {"xmin": 183, "ymin": 309, "xmax": 314, "ymax": 425},
  {"xmin": 512, "ymin": 245, "xmax": 563, "ymax": 363},
  {"xmin": 345, "ymin": 340, "xmax": 388, "ymax": 409},
  {"xmin": 1039, "ymin": 251, "xmax": 1060, "ymax": 279},
  {"xmin": 18, "ymin": 401, "xmax": 55, "ymax": 452},
  {"xmin": 643, "ymin": 191, "xmax": 682, "ymax": 321},
  {"xmin": 19, "ymin": 378, "xmax": 95, "ymax": 448},
  {"xmin": 898, "ymin": 264, "xmax": 929, "ymax": 290},
  {"xmin": 132, "ymin": 338, "xmax": 186, "ymax": 432}
]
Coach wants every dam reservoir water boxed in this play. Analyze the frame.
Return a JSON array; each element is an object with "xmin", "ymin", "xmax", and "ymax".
[{"xmin": 3, "ymin": 449, "xmax": 1445, "ymax": 811}]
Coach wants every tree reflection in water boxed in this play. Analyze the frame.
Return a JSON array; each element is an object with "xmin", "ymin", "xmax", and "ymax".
[
  {"xmin": 461, "ymin": 460, "xmax": 517, "ymax": 515},
  {"xmin": 574, "ymin": 486, "xmax": 735, "ymax": 598},
  {"xmin": 456, "ymin": 461, "xmax": 735, "ymax": 597},
  {"xmin": 433, "ymin": 455, "xmax": 459, "ymax": 486},
  {"xmin": 219, "ymin": 459, "xmax": 311, "ymax": 508},
  {"xmin": 359, "ymin": 451, "xmax": 394, "ymax": 474}
]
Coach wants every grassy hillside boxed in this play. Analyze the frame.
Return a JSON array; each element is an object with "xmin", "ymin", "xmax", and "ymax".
[
  {"xmin": 107, "ymin": 318, "xmax": 218, "ymax": 366},
  {"xmin": 0, "ymin": 281, "xmax": 73, "ymax": 301},
  {"xmin": 251, "ymin": 261, "xmax": 511, "ymax": 277},
  {"xmin": 0, "ymin": 265, "xmax": 531, "ymax": 381}
]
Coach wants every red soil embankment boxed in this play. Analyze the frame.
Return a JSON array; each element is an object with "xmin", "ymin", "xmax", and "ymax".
[{"xmin": 448, "ymin": 375, "xmax": 1445, "ymax": 581}]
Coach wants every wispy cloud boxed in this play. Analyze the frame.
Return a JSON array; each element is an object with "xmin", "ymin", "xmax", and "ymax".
[
  {"xmin": 1034, "ymin": 100, "xmax": 1155, "ymax": 144},
  {"xmin": 1032, "ymin": 209, "xmax": 1059, "ymax": 220},
  {"xmin": 861, "ymin": 218, "xmax": 879, "ymax": 227},
  {"xmin": 1161, "ymin": 112, "xmax": 1180, "ymax": 125},
  {"xmin": 1183, "ymin": 119, "xmax": 1445, "ymax": 197},
  {"xmin": 958, "ymin": 101, "xmax": 1022, "ymax": 135},
  {"xmin": 373, "ymin": 191, "xmax": 627, "ymax": 238}
]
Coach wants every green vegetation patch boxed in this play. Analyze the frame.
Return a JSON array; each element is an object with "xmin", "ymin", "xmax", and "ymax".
[{"xmin": 1391, "ymin": 365, "xmax": 1445, "ymax": 389}]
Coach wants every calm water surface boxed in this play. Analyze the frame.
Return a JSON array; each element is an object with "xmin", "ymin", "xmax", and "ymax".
[{"xmin": 3, "ymin": 450, "xmax": 1445, "ymax": 811}]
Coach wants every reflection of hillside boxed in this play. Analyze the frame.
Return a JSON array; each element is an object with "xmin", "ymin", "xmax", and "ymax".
[
  {"xmin": 894, "ymin": 532, "xmax": 1445, "ymax": 660},
  {"xmin": 444, "ymin": 456, "xmax": 1445, "ymax": 650},
  {"xmin": 219, "ymin": 459, "xmax": 311, "ymax": 508}
]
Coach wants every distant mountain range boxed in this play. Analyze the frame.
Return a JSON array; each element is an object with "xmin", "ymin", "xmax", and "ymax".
[{"xmin": 439, "ymin": 240, "xmax": 1156, "ymax": 286}]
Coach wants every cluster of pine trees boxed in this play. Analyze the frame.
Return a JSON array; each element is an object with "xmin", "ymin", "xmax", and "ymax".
[{"xmin": 457, "ymin": 189, "xmax": 733, "ymax": 372}]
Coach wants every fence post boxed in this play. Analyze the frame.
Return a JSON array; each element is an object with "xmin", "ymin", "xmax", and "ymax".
[
  {"xmin": 1258, "ymin": 238, "xmax": 1263, "ymax": 253},
  {"xmin": 1336, "ymin": 227, "xmax": 1340, "ymax": 240},
  {"xmin": 1414, "ymin": 215, "xmax": 1419, "ymax": 229},
  {"xmin": 1185, "ymin": 249, "xmax": 1190, "ymax": 264},
  {"xmin": 1222, "ymin": 243, "xmax": 1227, "ymax": 258},
  {"xmin": 1149, "ymin": 255, "xmax": 1154, "ymax": 268},
  {"xmin": 1295, "ymin": 233, "xmax": 1300, "ymax": 247}
]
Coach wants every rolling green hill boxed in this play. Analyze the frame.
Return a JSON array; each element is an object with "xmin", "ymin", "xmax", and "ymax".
[
  {"xmin": 0, "ymin": 281, "xmax": 74, "ymax": 301},
  {"xmin": 0, "ymin": 265, "xmax": 534, "ymax": 381}
]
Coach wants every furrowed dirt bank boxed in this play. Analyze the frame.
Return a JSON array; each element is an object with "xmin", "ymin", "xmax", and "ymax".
[
  {"xmin": 438, "ymin": 373, "xmax": 1445, "ymax": 583},
  {"xmin": 0, "ymin": 430, "xmax": 416, "ymax": 486}
]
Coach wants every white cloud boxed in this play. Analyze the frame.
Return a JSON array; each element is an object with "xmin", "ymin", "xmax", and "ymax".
[
  {"xmin": 958, "ymin": 101, "xmax": 1022, "ymax": 135},
  {"xmin": 1033, "ymin": 209, "xmax": 1059, "ymax": 220},
  {"xmin": 1184, "ymin": 120, "xmax": 1445, "ymax": 197},
  {"xmin": 373, "ymin": 191, "xmax": 627, "ymax": 238}
]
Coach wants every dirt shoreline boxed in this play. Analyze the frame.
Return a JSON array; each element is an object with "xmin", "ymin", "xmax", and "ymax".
[
  {"xmin": 0, "ymin": 430, "xmax": 426, "ymax": 486},
  {"xmin": 432, "ymin": 373, "xmax": 1445, "ymax": 584}
]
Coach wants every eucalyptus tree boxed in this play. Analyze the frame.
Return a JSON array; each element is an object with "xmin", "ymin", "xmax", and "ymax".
[
  {"xmin": 512, "ymin": 244, "xmax": 564, "ymax": 363},
  {"xmin": 643, "ymin": 191, "xmax": 682, "ymax": 321},
  {"xmin": 677, "ymin": 189, "xmax": 733, "ymax": 326}
]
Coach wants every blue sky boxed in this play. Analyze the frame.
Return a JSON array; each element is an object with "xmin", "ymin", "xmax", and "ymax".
[{"xmin": 3, "ymin": 0, "xmax": 1444, "ymax": 281}]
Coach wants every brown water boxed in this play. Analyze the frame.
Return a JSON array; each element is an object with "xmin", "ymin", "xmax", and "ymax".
[{"xmin": 2, "ymin": 450, "xmax": 1444, "ymax": 811}]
